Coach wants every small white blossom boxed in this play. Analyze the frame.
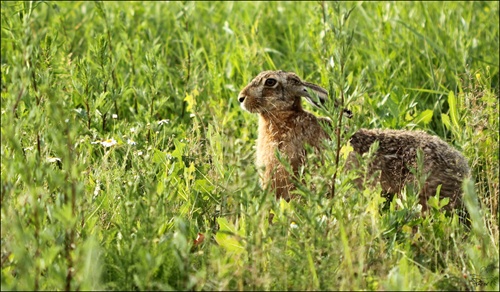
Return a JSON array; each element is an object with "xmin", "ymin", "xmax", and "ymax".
[
  {"xmin": 137, "ymin": 151, "xmax": 143, "ymax": 156},
  {"xmin": 101, "ymin": 138, "xmax": 117, "ymax": 148},
  {"xmin": 130, "ymin": 127, "xmax": 136, "ymax": 133},
  {"xmin": 317, "ymin": 215, "xmax": 328, "ymax": 225},
  {"xmin": 190, "ymin": 113, "xmax": 196, "ymax": 118},
  {"xmin": 127, "ymin": 139, "xmax": 137, "ymax": 145},
  {"xmin": 290, "ymin": 222, "xmax": 299, "ymax": 229},
  {"xmin": 222, "ymin": 21, "xmax": 234, "ymax": 35},
  {"xmin": 329, "ymin": 56, "xmax": 335, "ymax": 69},
  {"xmin": 112, "ymin": 114, "xmax": 118, "ymax": 119},
  {"xmin": 157, "ymin": 119, "xmax": 170, "ymax": 126},
  {"xmin": 93, "ymin": 180, "xmax": 101, "ymax": 198},
  {"xmin": 47, "ymin": 157, "xmax": 61, "ymax": 163}
]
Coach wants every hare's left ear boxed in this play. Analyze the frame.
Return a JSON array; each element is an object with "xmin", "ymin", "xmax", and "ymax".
[
  {"xmin": 301, "ymin": 81, "xmax": 353, "ymax": 118},
  {"xmin": 301, "ymin": 82, "xmax": 328, "ymax": 107}
]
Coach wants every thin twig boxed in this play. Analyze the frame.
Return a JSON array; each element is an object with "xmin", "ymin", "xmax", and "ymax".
[
  {"xmin": 64, "ymin": 122, "xmax": 76, "ymax": 291},
  {"xmin": 12, "ymin": 88, "xmax": 24, "ymax": 118},
  {"xmin": 330, "ymin": 62, "xmax": 346, "ymax": 198}
]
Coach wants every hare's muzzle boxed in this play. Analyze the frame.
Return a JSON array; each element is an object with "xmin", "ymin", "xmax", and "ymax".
[{"xmin": 238, "ymin": 94, "xmax": 250, "ymax": 112}]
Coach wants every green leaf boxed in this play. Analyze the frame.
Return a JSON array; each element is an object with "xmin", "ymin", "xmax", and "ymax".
[
  {"xmin": 152, "ymin": 149, "xmax": 167, "ymax": 165},
  {"xmin": 156, "ymin": 179, "xmax": 164, "ymax": 194},
  {"xmin": 412, "ymin": 109, "xmax": 433, "ymax": 125},
  {"xmin": 347, "ymin": 71, "xmax": 353, "ymax": 86},
  {"xmin": 441, "ymin": 113, "xmax": 451, "ymax": 130},
  {"xmin": 447, "ymin": 91, "xmax": 459, "ymax": 129},
  {"xmin": 171, "ymin": 139, "xmax": 186, "ymax": 161},
  {"xmin": 215, "ymin": 218, "xmax": 245, "ymax": 254},
  {"xmin": 193, "ymin": 179, "xmax": 215, "ymax": 193},
  {"xmin": 184, "ymin": 88, "xmax": 199, "ymax": 114}
]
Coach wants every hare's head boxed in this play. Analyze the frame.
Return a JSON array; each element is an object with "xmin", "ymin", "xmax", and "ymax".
[{"xmin": 238, "ymin": 70, "xmax": 328, "ymax": 114}]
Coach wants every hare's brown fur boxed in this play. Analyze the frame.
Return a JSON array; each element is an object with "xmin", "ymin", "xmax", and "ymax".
[
  {"xmin": 347, "ymin": 129, "xmax": 470, "ymax": 212},
  {"xmin": 238, "ymin": 70, "xmax": 470, "ymax": 215},
  {"xmin": 238, "ymin": 70, "xmax": 330, "ymax": 200},
  {"xmin": 255, "ymin": 111, "xmax": 329, "ymax": 200}
]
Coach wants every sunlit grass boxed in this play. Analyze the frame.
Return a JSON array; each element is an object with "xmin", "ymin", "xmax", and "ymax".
[{"xmin": 1, "ymin": 1, "xmax": 498, "ymax": 290}]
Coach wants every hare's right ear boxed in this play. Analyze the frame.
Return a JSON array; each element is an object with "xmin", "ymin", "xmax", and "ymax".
[{"xmin": 302, "ymin": 82, "xmax": 328, "ymax": 107}]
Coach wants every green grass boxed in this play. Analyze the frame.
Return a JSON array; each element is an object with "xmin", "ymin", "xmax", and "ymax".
[{"xmin": 1, "ymin": 1, "xmax": 499, "ymax": 290}]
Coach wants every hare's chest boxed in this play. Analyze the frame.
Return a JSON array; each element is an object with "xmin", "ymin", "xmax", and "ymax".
[{"xmin": 256, "ymin": 123, "xmax": 307, "ymax": 167}]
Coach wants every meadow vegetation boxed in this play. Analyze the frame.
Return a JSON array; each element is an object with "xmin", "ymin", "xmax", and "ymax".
[{"xmin": 1, "ymin": 1, "xmax": 499, "ymax": 290}]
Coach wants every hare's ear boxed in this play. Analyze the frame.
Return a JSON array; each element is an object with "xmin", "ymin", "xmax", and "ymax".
[
  {"xmin": 302, "ymin": 81, "xmax": 353, "ymax": 118},
  {"xmin": 302, "ymin": 82, "xmax": 328, "ymax": 107}
]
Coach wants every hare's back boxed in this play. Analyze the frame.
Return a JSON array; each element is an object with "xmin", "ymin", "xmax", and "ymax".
[{"xmin": 350, "ymin": 129, "xmax": 469, "ymax": 175}]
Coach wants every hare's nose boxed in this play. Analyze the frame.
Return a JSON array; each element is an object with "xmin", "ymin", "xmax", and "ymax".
[{"xmin": 238, "ymin": 95, "xmax": 245, "ymax": 103}]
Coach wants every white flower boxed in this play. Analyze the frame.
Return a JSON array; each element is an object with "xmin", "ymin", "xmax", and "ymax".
[
  {"xmin": 47, "ymin": 157, "xmax": 61, "ymax": 163},
  {"xmin": 190, "ymin": 113, "xmax": 196, "ymax": 118},
  {"xmin": 112, "ymin": 114, "xmax": 118, "ymax": 119},
  {"xmin": 127, "ymin": 139, "xmax": 137, "ymax": 145},
  {"xmin": 317, "ymin": 215, "xmax": 328, "ymax": 225},
  {"xmin": 290, "ymin": 222, "xmax": 299, "ymax": 229},
  {"xmin": 329, "ymin": 56, "xmax": 335, "ymax": 69},
  {"xmin": 93, "ymin": 180, "xmax": 101, "ymax": 198},
  {"xmin": 101, "ymin": 138, "xmax": 117, "ymax": 148},
  {"xmin": 137, "ymin": 151, "xmax": 143, "ymax": 156},
  {"xmin": 222, "ymin": 21, "xmax": 234, "ymax": 35},
  {"xmin": 157, "ymin": 119, "xmax": 170, "ymax": 126},
  {"xmin": 130, "ymin": 127, "xmax": 136, "ymax": 133}
]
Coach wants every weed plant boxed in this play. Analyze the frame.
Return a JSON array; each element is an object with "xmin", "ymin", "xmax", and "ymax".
[{"xmin": 1, "ymin": 1, "xmax": 499, "ymax": 290}]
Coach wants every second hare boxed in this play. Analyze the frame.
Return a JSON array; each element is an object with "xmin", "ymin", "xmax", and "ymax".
[
  {"xmin": 347, "ymin": 129, "xmax": 470, "ymax": 213},
  {"xmin": 238, "ymin": 70, "xmax": 338, "ymax": 201}
]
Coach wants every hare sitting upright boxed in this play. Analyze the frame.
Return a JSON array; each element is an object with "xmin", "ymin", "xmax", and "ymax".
[
  {"xmin": 238, "ymin": 70, "xmax": 470, "ymax": 220},
  {"xmin": 238, "ymin": 70, "xmax": 344, "ymax": 201}
]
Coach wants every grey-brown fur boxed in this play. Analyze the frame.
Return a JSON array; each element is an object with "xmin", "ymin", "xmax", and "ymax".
[
  {"xmin": 238, "ymin": 70, "xmax": 470, "ymax": 217},
  {"xmin": 347, "ymin": 129, "xmax": 470, "ymax": 212}
]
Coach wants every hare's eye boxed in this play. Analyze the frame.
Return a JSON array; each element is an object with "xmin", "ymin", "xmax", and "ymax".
[{"xmin": 264, "ymin": 78, "xmax": 277, "ymax": 87}]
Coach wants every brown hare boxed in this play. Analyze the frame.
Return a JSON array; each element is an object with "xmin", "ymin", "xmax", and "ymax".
[
  {"xmin": 348, "ymin": 129, "xmax": 470, "ymax": 213},
  {"xmin": 238, "ymin": 70, "xmax": 348, "ymax": 201},
  {"xmin": 238, "ymin": 70, "xmax": 470, "ymax": 216}
]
